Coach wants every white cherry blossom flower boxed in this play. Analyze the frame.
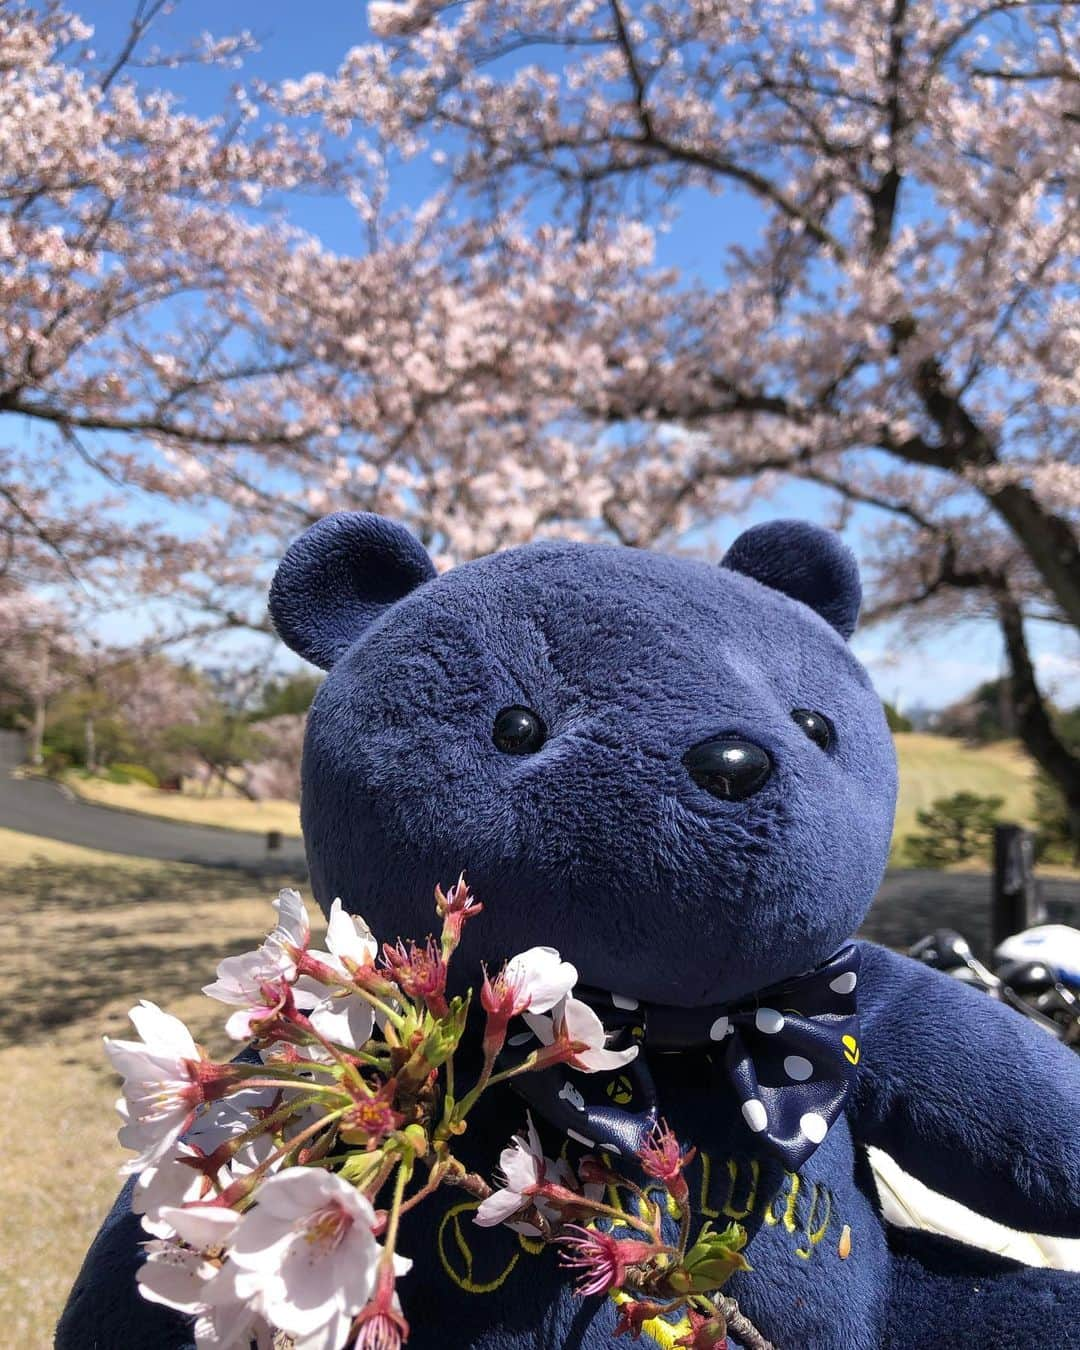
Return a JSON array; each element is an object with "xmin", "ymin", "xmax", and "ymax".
[
  {"xmin": 293, "ymin": 899, "xmax": 378, "ymax": 1051},
  {"xmin": 138, "ymin": 1206, "xmax": 270, "ymax": 1350},
  {"xmin": 134, "ymin": 1145, "xmax": 210, "ymax": 1237},
  {"xmin": 503, "ymin": 946, "xmax": 578, "ymax": 1014},
  {"xmin": 136, "ymin": 1208, "xmax": 244, "ymax": 1332},
  {"xmin": 227, "ymin": 1168, "xmax": 388, "ymax": 1346},
  {"xmin": 203, "ymin": 889, "xmax": 310, "ymax": 1008},
  {"xmin": 474, "ymin": 1113, "xmax": 581, "ymax": 1236},
  {"xmin": 525, "ymin": 995, "xmax": 639, "ymax": 1073},
  {"xmin": 137, "ymin": 1091, "xmax": 284, "ymax": 1237},
  {"xmin": 194, "ymin": 1261, "xmax": 274, "ymax": 1350},
  {"xmin": 105, "ymin": 1002, "xmax": 209, "ymax": 1173},
  {"xmin": 137, "ymin": 1239, "xmax": 217, "ymax": 1316},
  {"xmin": 321, "ymin": 898, "xmax": 378, "ymax": 972}
]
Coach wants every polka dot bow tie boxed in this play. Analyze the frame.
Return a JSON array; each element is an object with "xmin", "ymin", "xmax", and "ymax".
[{"xmin": 506, "ymin": 943, "xmax": 862, "ymax": 1172}]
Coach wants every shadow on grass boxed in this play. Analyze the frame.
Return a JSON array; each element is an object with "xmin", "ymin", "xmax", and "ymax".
[
  {"xmin": 0, "ymin": 859, "xmax": 308, "ymax": 1048},
  {"xmin": 0, "ymin": 858, "xmax": 305, "ymax": 913}
]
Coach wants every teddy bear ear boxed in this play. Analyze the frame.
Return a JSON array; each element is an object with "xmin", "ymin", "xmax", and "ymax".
[
  {"xmin": 269, "ymin": 512, "xmax": 436, "ymax": 669},
  {"xmin": 721, "ymin": 519, "xmax": 862, "ymax": 640}
]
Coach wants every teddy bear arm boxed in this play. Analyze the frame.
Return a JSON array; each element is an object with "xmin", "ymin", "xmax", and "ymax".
[{"xmin": 847, "ymin": 939, "xmax": 1080, "ymax": 1238}]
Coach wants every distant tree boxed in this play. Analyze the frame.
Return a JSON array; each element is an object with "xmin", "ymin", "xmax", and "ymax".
[
  {"xmin": 44, "ymin": 652, "xmax": 207, "ymax": 775},
  {"xmin": 882, "ymin": 701, "xmax": 912, "ymax": 734},
  {"xmin": 0, "ymin": 588, "xmax": 74, "ymax": 760},
  {"xmin": 243, "ymin": 714, "xmax": 305, "ymax": 802},
  {"xmin": 906, "ymin": 791, "xmax": 1005, "ymax": 868},
  {"xmin": 166, "ymin": 662, "xmax": 275, "ymax": 797},
  {"xmin": 934, "ymin": 679, "xmax": 1018, "ymax": 744},
  {"xmin": 165, "ymin": 713, "xmax": 271, "ymax": 799},
  {"xmin": 250, "ymin": 674, "xmax": 322, "ymax": 721}
]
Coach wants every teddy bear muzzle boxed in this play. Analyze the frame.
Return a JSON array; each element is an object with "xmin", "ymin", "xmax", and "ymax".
[{"xmin": 681, "ymin": 736, "xmax": 773, "ymax": 801}]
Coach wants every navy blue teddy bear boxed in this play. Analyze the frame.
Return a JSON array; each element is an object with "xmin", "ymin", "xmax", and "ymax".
[{"xmin": 59, "ymin": 515, "xmax": 1080, "ymax": 1349}]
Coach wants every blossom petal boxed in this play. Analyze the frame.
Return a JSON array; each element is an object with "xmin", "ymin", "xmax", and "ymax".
[
  {"xmin": 134, "ymin": 1146, "xmax": 208, "ymax": 1237},
  {"xmin": 474, "ymin": 1187, "xmax": 529, "ymax": 1228},
  {"xmin": 128, "ymin": 1001, "xmax": 200, "ymax": 1060},
  {"xmin": 136, "ymin": 1241, "xmax": 214, "ymax": 1313},
  {"xmin": 505, "ymin": 946, "xmax": 578, "ymax": 1013},
  {"xmin": 308, "ymin": 996, "xmax": 374, "ymax": 1051},
  {"xmin": 272, "ymin": 888, "xmax": 310, "ymax": 950},
  {"xmin": 573, "ymin": 1042, "xmax": 639, "ymax": 1072},
  {"xmin": 159, "ymin": 1203, "xmax": 241, "ymax": 1251},
  {"xmin": 325, "ymin": 898, "xmax": 377, "ymax": 965}
]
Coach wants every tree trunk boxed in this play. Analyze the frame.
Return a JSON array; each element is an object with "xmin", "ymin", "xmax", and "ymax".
[
  {"xmin": 986, "ymin": 483, "xmax": 1080, "ymax": 635},
  {"xmin": 30, "ymin": 695, "xmax": 45, "ymax": 765},
  {"xmin": 896, "ymin": 345, "xmax": 1080, "ymax": 633},
  {"xmin": 996, "ymin": 593, "xmax": 1080, "ymax": 854},
  {"xmin": 30, "ymin": 651, "xmax": 48, "ymax": 767},
  {"xmin": 84, "ymin": 713, "xmax": 97, "ymax": 775}
]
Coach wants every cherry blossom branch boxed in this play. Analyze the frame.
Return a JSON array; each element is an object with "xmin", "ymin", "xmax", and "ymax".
[{"xmin": 710, "ymin": 1295, "xmax": 779, "ymax": 1350}]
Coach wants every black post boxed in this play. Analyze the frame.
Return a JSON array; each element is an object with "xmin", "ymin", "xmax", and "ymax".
[
  {"xmin": 266, "ymin": 829, "xmax": 282, "ymax": 853},
  {"xmin": 991, "ymin": 823, "xmax": 1044, "ymax": 949}
]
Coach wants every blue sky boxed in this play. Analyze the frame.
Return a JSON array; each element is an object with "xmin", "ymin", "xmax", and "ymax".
[{"xmin": 66, "ymin": 1, "xmax": 1080, "ymax": 712}]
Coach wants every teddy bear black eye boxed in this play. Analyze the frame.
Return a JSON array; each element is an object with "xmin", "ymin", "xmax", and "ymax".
[
  {"xmin": 492, "ymin": 705, "xmax": 547, "ymax": 755},
  {"xmin": 791, "ymin": 709, "xmax": 834, "ymax": 751}
]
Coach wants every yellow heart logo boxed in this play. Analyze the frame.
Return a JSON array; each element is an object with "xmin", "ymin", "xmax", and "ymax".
[{"xmin": 842, "ymin": 1035, "xmax": 860, "ymax": 1066}]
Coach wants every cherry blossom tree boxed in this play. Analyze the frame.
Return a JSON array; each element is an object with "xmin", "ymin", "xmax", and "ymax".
[
  {"xmin": 0, "ymin": 584, "xmax": 74, "ymax": 763},
  {"xmin": 4, "ymin": 2, "xmax": 1078, "ymax": 836},
  {"xmin": 289, "ymin": 0, "xmax": 1080, "ymax": 837},
  {"xmin": 1, "ymin": 1, "xmax": 660, "ymax": 632}
]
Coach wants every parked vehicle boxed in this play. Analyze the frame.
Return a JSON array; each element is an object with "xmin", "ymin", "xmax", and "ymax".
[
  {"xmin": 868, "ymin": 924, "xmax": 1080, "ymax": 1271},
  {"xmin": 910, "ymin": 924, "xmax": 1080, "ymax": 1046}
]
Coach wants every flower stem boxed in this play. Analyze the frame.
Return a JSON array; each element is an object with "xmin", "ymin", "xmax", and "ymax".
[
  {"xmin": 395, "ymin": 1160, "xmax": 448, "ymax": 1219},
  {"xmin": 222, "ymin": 1074, "xmax": 351, "ymax": 1103},
  {"xmin": 481, "ymin": 1038, "xmax": 588, "ymax": 1089},
  {"xmin": 451, "ymin": 1039, "xmax": 500, "ymax": 1121},
  {"xmin": 444, "ymin": 1051, "xmax": 455, "ymax": 1108},
  {"xmin": 556, "ymin": 1195, "xmax": 656, "ymax": 1236},
  {"xmin": 378, "ymin": 1152, "xmax": 413, "ymax": 1257}
]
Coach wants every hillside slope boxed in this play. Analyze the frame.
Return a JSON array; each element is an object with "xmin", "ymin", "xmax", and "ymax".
[{"xmin": 891, "ymin": 733, "xmax": 1037, "ymax": 861}]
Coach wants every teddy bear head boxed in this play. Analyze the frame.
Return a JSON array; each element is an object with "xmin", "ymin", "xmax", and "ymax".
[{"xmin": 270, "ymin": 513, "xmax": 896, "ymax": 1007}]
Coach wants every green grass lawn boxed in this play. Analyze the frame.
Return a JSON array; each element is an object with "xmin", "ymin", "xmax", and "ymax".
[
  {"xmin": 61, "ymin": 771, "xmax": 303, "ymax": 837},
  {"xmin": 892, "ymin": 733, "xmax": 1038, "ymax": 864}
]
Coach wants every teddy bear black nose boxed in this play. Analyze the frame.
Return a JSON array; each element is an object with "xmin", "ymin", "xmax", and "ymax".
[{"xmin": 682, "ymin": 737, "xmax": 773, "ymax": 801}]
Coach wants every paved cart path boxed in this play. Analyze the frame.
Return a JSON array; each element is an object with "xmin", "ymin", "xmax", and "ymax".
[
  {"xmin": 0, "ymin": 732, "xmax": 306, "ymax": 871},
  {"xmin": 861, "ymin": 865, "xmax": 1080, "ymax": 958},
  {"xmin": 1, "ymin": 732, "xmax": 1076, "ymax": 941}
]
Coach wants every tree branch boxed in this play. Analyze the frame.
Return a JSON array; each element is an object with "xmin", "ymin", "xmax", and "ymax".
[{"xmin": 996, "ymin": 589, "xmax": 1080, "ymax": 842}]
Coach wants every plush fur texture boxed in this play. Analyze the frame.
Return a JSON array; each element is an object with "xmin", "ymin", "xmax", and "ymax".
[{"xmin": 57, "ymin": 516, "xmax": 1080, "ymax": 1349}]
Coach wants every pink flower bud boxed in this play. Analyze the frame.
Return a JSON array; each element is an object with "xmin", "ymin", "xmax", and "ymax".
[
  {"xmin": 637, "ymin": 1119, "xmax": 695, "ymax": 1208},
  {"xmin": 435, "ymin": 873, "xmax": 482, "ymax": 951}
]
